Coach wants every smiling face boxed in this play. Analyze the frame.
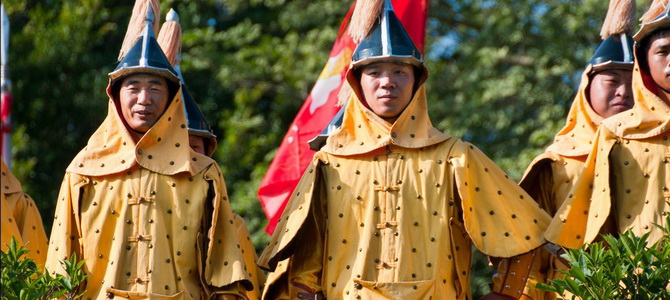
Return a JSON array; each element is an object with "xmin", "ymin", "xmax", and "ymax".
[
  {"xmin": 118, "ymin": 74, "xmax": 170, "ymax": 134},
  {"xmin": 588, "ymin": 69, "xmax": 633, "ymax": 118},
  {"xmin": 359, "ymin": 62, "xmax": 415, "ymax": 123},
  {"xmin": 646, "ymin": 30, "xmax": 670, "ymax": 100}
]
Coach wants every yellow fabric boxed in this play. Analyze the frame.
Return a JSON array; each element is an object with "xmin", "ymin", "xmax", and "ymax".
[
  {"xmin": 66, "ymin": 84, "xmax": 211, "ymax": 177},
  {"xmin": 46, "ymin": 84, "xmax": 250, "ymax": 299},
  {"xmin": 545, "ymin": 61, "xmax": 670, "ymax": 249},
  {"xmin": 259, "ymin": 77, "xmax": 551, "ymax": 300},
  {"xmin": 233, "ymin": 214, "xmax": 266, "ymax": 300},
  {"xmin": 1, "ymin": 160, "xmax": 48, "ymax": 266},
  {"xmin": 517, "ymin": 154, "xmax": 585, "ymax": 300},
  {"xmin": 601, "ymin": 63, "xmax": 670, "ymax": 139},
  {"xmin": 322, "ymin": 86, "xmax": 449, "ymax": 156},
  {"xmin": 546, "ymin": 67, "xmax": 603, "ymax": 157},
  {"xmin": 517, "ymin": 69, "xmax": 598, "ymax": 299},
  {"xmin": 261, "ymin": 258, "xmax": 290, "ymax": 300}
]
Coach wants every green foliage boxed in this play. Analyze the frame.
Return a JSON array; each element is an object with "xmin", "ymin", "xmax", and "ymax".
[
  {"xmin": 537, "ymin": 215, "xmax": 670, "ymax": 299},
  {"xmin": 1, "ymin": 237, "xmax": 87, "ymax": 300},
  {"xmin": 1, "ymin": 1, "xmax": 657, "ymax": 299}
]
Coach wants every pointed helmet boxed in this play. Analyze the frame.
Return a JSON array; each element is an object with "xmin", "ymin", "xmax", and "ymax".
[
  {"xmin": 157, "ymin": 8, "xmax": 217, "ymax": 155},
  {"xmin": 349, "ymin": 0, "xmax": 423, "ymax": 68},
  {"xmin": 634, "ymin": 0, "xmax": 670, "ymax": 42},
  {"xmin": 109, "ymin": 2, "xmax": 179, "ymax": 84},
  {"xmin": 589, "ymin": 0, "xmax": 636, "ymax": 72}
]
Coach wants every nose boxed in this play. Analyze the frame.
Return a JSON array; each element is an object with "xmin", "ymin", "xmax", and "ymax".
[
  {"xmin": 379, "ymin": 73, "xmax": 396, "ymax": 89},
  {"xmin": 617, "ymin": 81, "xmax": 632, "ymax": 100},
  {"xmin": 137, "ymin": 89, "xmax": 151, "ymax": 105}
]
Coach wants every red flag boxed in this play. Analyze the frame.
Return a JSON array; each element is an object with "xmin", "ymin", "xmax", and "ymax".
[
  {"xmin": 1, "ymin": 90, "xmax": 11, "ymax": 165},
  {"xmin": 258, "ymin": 0, "xmax": 429, "ymax": 234},
  {"xmin": 1, "ymin": 4, "xmax": 11, "ymax": 166}
]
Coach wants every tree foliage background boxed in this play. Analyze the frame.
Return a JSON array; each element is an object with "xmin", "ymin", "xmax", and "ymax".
[{"xmin": 2, "ymin": 0, "xmax": 647, "ymax": 296}]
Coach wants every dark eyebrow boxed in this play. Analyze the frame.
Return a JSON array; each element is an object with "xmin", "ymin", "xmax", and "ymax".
[
  {"xmin": 653, "ymin": 40, "xmax": 670, "ymax": 50},
  {"xmin": 148, "ymin": 79, "xmax": 164, "ymax": 85},
  {"xmin": 123, "ymin": 79, "xmax": 141, "ymax": 85},
  {"xmin": 598, "ymin": 70, "xmax": 619, "ymax": 77}
]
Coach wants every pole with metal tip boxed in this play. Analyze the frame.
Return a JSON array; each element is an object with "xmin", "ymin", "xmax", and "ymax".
[{"xmin": 1, "ymin": 4, "xmax": 13, "ymax": 168}]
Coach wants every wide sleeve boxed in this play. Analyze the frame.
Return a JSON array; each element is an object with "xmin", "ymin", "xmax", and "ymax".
[
  {"xmin": 519, "ymin": 153, "xmax": 558, "ymax": 216},
  {"xmin": 545, "ymin": 127, "xmax": 617, "ymax": 249},
  {"xmin": 45, "ymin": 173, "xmax": 86, "ymax": 276},
  {"xmin": 1, "ymin": 194, "xmax": 24, "ymax": 250},
  {"xmin": 257, "ymin": 156, "xmax": 324, "ymax": 271},
  {"xmin": 12, "ymin": 193, "xmax": 49, "ymax": 267},
  {"xmin": 233, "ymin": 214, "xmax": 267, "ymax": 300},
  {"xmin": 450, "ymin": 141, "xmax": 551, "ymax": 258},
  {"xmin": 202, "ymin": 164, "xmax": 253, "ymax": 295},
  {"xmin": 258, "ymin": 156, "xmax": 327, "ymax": 300}
]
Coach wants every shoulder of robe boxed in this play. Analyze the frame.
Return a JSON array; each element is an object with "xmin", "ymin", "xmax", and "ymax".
[
  {"xmin": 1, "ymin": 162, "xmax": 23, "ymax": 194},
  {"xmin": 202, "ymin": 160, "xmax": 224, "ymax": 182},
  {"xmin": 258, "ymin": 157, "xmax": 323, "ymax": 271},
  {"xmin": 314, "ymin": 150, "xmax": 330, "ymax": 165},
  {"xmin": 519, "ymin": 152, "xmax": 561, "ymax": 185}
]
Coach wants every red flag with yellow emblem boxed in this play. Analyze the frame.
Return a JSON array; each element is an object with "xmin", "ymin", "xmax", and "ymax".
[{"xmin": 259, "ymin": 0, "xmax": 428, "ymax": 234}]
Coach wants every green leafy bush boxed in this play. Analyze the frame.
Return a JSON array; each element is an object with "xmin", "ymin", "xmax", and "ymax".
[
  {"xmin": 1, "ymin": 238, "xmax": 87, "ymax": 300},
  {"xmin": 537, "ymin": 215, "xmax": 670, "ymax": 299}
]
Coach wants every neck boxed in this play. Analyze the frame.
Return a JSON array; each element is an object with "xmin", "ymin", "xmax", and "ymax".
[
  {"xmin": 128, "ymin": 129, "xmax": 144, "ymax": 144},
  {"xmin": 657, "ymin": 88, "xmax": 670, "ymax": 107},
  {"xmin": 383, "ymin": 116, "xmax": 399, "ymax": 124}
]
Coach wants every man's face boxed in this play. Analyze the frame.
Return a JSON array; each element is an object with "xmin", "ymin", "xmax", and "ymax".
[
  {"xmin": 359, "ymin": 62, "xmax": 415, "ymax": 122},
  {"xmin": 189, "ymin": 135, "xmax": 206, "ymax": 155},
  {"xmin": 588, "ymin": 69, "xmax": 633, "ymax": 118},
  {"xmin": 118, "ymin": 74, "xmax": 170, "ymax": 133},
  {"xmin": 646, "ymin": 31, "xmax": 670, "ymax": 93}
]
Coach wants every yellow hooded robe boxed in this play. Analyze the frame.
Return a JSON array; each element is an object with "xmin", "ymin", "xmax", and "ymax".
[
  {"xmin": 545, "ymin": 60, "xmax": 670, "ymax": 249},
  {"xmin": 258, "ymin": 71, "xmax": 552, "ymax": 300},
  {"xmin": 233, "ymin": 214, "xmax": 266, "ymax": 300},
  {"xmin": 516, "ymin": 66, "xmax": 605, "ymax": 299},
  {"xmin": 45, "ymin": 84, "xmax": 251, "ymax": 300},
  {"xmin": 1, "ymin": 159, "xmax": 49, "ymax": 266}
]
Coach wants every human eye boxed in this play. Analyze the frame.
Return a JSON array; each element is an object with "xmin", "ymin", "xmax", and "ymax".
[
  {"xmin": 125, "ymin": 85, "xmax": 139, "ymax": 92},
  {"xmin": 394, "ymin": 69, "xmax": 407, "ymax": 75},
  {"xmin": 655, "ymin": 46, "xmax": 670, "ymax": 55},
  {"xmin": 365, "ymin": 71, "xmax": 380, "ymax": 78}
]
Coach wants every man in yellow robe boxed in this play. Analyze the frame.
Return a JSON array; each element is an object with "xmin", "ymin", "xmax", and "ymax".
[
  {"xmin": 1, "ymin": 159, "xmax": 48, "ymax": 266},
  {"xmin": 545, "ymin": 0, "xmax": 670, "ymax": 254},
  {"xmin": 45, "ymin": 2, "xmax": 250, "ymax": 299},
  {"xmin": 507, "ymin": 0, "xmax": 636, "ymax": 298},
  {"xmin": 156, "ymin": 10, "xmax": 266, "ymax": 299},
  {"xmin": 258, "ymin": 1, "xmax": 552, "ymax": 299}
]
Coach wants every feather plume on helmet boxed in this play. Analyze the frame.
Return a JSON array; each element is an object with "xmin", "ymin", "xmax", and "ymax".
[
  {"xmin": 348, "ymin": 0, "xmax": 384, "ymax": 44},
  {"xmin": 157, "ymin": 8, "xmax": 181, "ymax": 67},
  {"xmin": 634, "ymin": 0, "xmax": 670, "ymax": 42},
  {"xmin": 641, "ymin": 0, "xmax": 668, "ymax": 24},
  {"xmin": 338, "ymin": 0, "xmax": 424, "ymax": 106},
  {"xmin": 108, "ymin": 0, "xmax": 179, "ymax": 85},
  {"xmin": 118, "ymin": 0, "xmax": 162, "ymax": 61},
  {"xmin": 600, "ymin": 0, "xmax": 636, "ymax": 39},
  {"xmin": 156, "ymin": 9, "xmax": 218, "ymax": 156}
]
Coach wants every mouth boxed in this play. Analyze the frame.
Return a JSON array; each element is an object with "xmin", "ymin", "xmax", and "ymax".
[
  {"xmin": 378, "ymin": 94, "xmax": 397, "ymax": 101},
  {"xmin": 134, "ymin": 110, "xmax": 154, "ymax": 119},
  {"xmin": 609, "ymin": 100, "xmax": 632, "ymax": 109}
]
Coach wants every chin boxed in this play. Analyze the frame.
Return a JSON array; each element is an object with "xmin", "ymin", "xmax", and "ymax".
[{"xmin": 130, "ymin": 124, "xmax": 151, "ymax": 132}]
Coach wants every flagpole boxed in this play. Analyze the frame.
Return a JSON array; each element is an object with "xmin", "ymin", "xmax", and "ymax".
[{"xmin": 1, "ymin": 4, "xmax": 12, "ymax": 168}]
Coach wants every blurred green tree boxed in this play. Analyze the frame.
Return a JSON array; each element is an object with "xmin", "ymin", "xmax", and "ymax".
[{"xmin": 2, "ymin": 0, "xmax": 645, "ymax": 298}]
